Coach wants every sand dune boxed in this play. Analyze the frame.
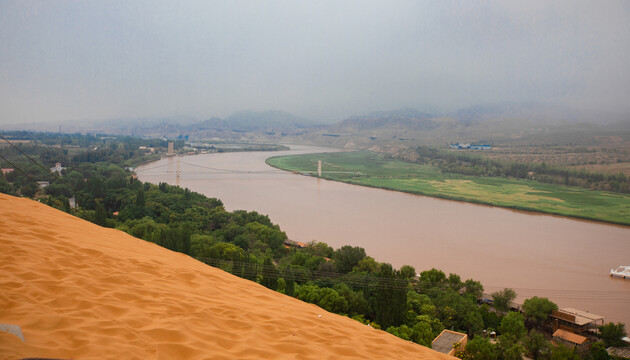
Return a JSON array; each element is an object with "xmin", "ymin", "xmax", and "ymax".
[{"xmin": 0, "ymin": 193, "xmax": 452, "ymax": 359}]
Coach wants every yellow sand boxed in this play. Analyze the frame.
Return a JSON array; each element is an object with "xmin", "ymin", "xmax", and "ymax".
[{"xmin": 0, "ymin": 193, "xmax": 452, "ymax": 360}]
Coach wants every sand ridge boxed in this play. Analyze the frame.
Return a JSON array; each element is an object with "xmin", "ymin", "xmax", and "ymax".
[{"xmin": 0, "ymin": 193, "xmax": 452, "ymax": 359}]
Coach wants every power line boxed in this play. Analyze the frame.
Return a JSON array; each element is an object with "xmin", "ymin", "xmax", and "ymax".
[
  {"xmin": 0, "ymin": 132, "xmax": 75, "ymax": 191},
  {"xmin": 195, "ymin": 257, "xmax": 630, "ymax": 301},
  {"xmin": 0, "ymin": 152, "xmax": 41, "ymax": 187}
]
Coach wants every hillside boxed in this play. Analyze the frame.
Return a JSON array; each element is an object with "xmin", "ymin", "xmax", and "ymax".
[
  {"xmin": 0, "ymin": 193, "xmax": 451, "ymax": 360},
  {"xmin": 298, "ymin": 104, "xmax": 630, "ymax": 149}
]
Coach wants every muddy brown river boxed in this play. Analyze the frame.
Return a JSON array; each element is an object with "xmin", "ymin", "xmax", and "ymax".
[{"xmin": 136, "ymin": 145, "xmax": 630, "ymax": 326}]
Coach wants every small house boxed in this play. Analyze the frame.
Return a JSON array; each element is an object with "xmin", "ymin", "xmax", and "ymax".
[
  {"xmin": 550, "ymin": 308, "xmax": 604, "ymax": 335},
  {"xmin": 50, "ymin": 162, "xmax": 66, "ymax": 175},
  {"xmin": 553, "ymin": 329, "xmax": 590, "ymax": 348},
  {"xmin": 432, "ymin": 329, "xmax": 468, "ymax": 356}
]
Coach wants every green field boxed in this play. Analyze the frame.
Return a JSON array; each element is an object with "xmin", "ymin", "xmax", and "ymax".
[{"xmin": 266, "ymin": 151, "xmax": 630, "ymax": 226}]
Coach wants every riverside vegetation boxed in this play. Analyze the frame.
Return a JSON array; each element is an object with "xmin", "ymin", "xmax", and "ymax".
[
  {"xmin": 266, "ymin": 150, "xmax": 630, "ymax": 226},
  {"xmin": 1, "ymin": 132, "xmax": 626, "ymax": 359}
]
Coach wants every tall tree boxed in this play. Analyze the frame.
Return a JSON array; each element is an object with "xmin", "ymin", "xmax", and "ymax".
[
  {"xmin": 333, "ymin": 245, "xmax": 366, "ymax": 273},
  {"xmin": 374, "ymin": 263, "xmax": 407, "ymax": 329},
  {"xmin": 598, "ymin": 322, "xmax": 626, "ymax": 347},
  {"xmin": 522, "ymin": 329, "xmax": 550, "ymax": 360},
  {"xmin": 94, "ymin": 200, "xmax": 107, "ymax": 226},
  {"xmin": 460, "ymin": 336, "xmax": 497, "ymax": 360},
  {"xmin": 136, "ymin": 187, "xmax": 146, "ymax": 207},
  {"xmin": 522, "ymin": 296, "xmax": 557, "ymax": 328},
  {"xmin": 491, "ymin": 288, "xmax": 516, "ymax": 316},
  {"xmin": 499, "ymin": 312, "xmax": 526, "ymax": 341}
]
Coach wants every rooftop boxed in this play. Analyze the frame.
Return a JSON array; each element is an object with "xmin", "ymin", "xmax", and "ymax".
[
  {"xmin": 432, "ymin": 330, "xmax": 467, "ymax": 354},
  {"xmin": 553, "ymin": 329, "xmax": 588, "ymax": 345},
  {"xmin": 552, "ymin": 308, "xmax": 605, "ymax": 326}
]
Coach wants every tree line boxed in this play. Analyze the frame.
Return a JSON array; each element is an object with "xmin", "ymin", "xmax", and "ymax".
[{"xmin": 402, "ymin": 146, "xmax": 630, "ymax": 194}]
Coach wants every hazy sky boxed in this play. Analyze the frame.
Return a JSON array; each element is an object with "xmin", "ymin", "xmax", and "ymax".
[{"xmin": 1, "ymin": 0, "xmax": 629, "ymax": 124}]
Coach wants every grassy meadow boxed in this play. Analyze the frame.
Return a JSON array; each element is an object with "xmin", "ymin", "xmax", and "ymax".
[{"xmin": 266, "ymin": 151, "xmax": 630, "ymax": 226}]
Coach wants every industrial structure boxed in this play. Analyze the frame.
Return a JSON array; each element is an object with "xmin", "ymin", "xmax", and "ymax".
[{"xmin": 449, "ymin": 143, "xmax": 492, "ymax": 150}]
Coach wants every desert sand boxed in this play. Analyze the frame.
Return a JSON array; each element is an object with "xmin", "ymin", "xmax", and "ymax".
[{"xmin": 0, "ymin": 193, "xmax": 452, "ymax": 360}]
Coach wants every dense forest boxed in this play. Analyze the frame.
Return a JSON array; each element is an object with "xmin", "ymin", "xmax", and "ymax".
[
  {"xmin": 0, "ymin": 132, "xmax": 626, "ymax": 359},
  {"xmin": 400, "ymin": 146, "xmax": 630, "ymax": 194}
]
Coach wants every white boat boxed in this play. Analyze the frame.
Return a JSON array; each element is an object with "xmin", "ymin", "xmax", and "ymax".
[{"xmin": 610, "ymin": 265, "xmax": 630, "ymax": 279}]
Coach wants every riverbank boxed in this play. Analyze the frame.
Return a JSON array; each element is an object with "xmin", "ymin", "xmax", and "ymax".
[{"xmin": 266, "ymin": 151, "xmax": 630, "ymax": 227}]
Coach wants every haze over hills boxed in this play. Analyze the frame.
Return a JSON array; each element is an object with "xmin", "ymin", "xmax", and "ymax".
[
  {"xmin": 1, "ymin": 102, "xmax": 628, "ymax": 148},
  {"xmin": 297, "ymin": 103, "xmax": 630, "ymax": 149}
]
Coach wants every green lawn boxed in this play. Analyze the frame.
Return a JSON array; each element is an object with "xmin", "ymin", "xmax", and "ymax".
[{"xmin": 266, "ymin": 151, "xmax": 630, "ymax": 226}]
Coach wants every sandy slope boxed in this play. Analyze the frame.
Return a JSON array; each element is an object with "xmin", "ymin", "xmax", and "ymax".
[{"xmin": 0, "ymin": 194, "xmax": 452, "ymax": 360}]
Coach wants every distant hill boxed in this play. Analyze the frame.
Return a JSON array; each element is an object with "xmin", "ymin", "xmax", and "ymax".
[
  {"xmin": 447, "ymin": 102, "xmax": 628, "ymax": 125},
  {"xmin": 0, "ymin": 110, "xmax": 316, "ymax": 139},
  {"xmin": 297, "ymin": 103, "xmax": 630, "ymax": 149},
  {"xmin": 335, "ymin": 108, "xmax": 438, "ymax": 132},
  {"xmin": 2, "ymin": 103, "xmax": 627, "ymax": 147},
  {"xmin": 224, "ymin": 110, "xmax": 310, "ymax": 131}
]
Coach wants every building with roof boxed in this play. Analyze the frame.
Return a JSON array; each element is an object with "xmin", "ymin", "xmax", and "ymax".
[
  {"xmin": 50, "ymin": 162, "xmax": 66, "ymax": 175},
  {"xmin": 550, "ymin": 308, "xmax": 604, "ymax": 335},
  {"xmin": 283, "ymin": 239, "xmax": 309, "ymax": 249},
  {"xmin": 449, "ymin": 143, "xmax": 492, "ymax": 150},
  {"xmin": 1, "ymin": 168, "xmax": 14, "ymax": 175},
  {"xmin": 553, "ymin": 329, "xmax": 591, "ymax": 348},
  {"xmin": 607, "ymin": 346, "xmax": 630, "ymax": 358},
  {"xmin": 432, "ymin": 330, "xmax": 467, "ymax": 356}
]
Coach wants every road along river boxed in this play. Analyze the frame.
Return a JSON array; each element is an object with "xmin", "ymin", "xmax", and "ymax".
[{"xmin": 136, "ymin": 145, "xmax": 630, "ymax": 326}]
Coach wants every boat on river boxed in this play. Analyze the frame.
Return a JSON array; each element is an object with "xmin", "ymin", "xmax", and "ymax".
[{"xmin": 610, "ymin": 266, "xmax": 630, "ymax": 279}]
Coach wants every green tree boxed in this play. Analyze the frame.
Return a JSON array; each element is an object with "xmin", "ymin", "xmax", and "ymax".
[
  {"xmin": 386, "ymin": 324, "xmax": 413, "ymax": 341},
  {"xmin": 522, "ymin": 329, "xmax": 550, "ymax": 360},
  {"xmin": 333, "ymin": 283, "xmax": 370, "ymax": 317},
  {"xmin": 21, "ymin": 182, "xmax": 39, "ymax": 197},
  {"xmin": 353, "ymin": 256, "xmax": 381, "ymax": 273},
  {"xmin": 400, "ymin": 265, "xmax": 416, "ymax": 280},
  {"xmin": 0, "ymin": 175, "xmax": 14, "ymax": 195},
  {"xmin": 491, "ymin": 288, "xmax": 516, "ymax": 316},
  {"xmin": 374, "ymin": 263, "xmax": 407, "ymax": 329},
  {"xmin": 522, "ymin": 296, "xmax": 557, "ymax": 328},
  {"xmin": 463, "ymin": 279, "xmax": 484, "ymax": 300},
  {"xmin": 499, "ymin": 312, "xmax": 526, "ymax": 341},
  {"xmin": 276, "ymin": 278, "xmax": 286, "ymax": 294},
  {"xmin": 305, "ymin": 241, "xmax": 334, "ymax": 258},
  {"xmin": 136, "ymin": 187, "xmax": 146, "ymax": 207},
  {"xmin": 497, "ymin": 337, "xmax": 525, "ymax": 360},
  {"xmin": 590, "ymin": 342, "xmax": 610, "ymax": 360},
  {"xmin": 190, "ymin": 234, "xmax": 217, "ymax": 258},
  {"xmin": 420, "ymin": 268, "xmax": 447, "ymax": 286},
  {"xmin": 94, "ymin": 200, "xmax": 107, "ymax": 226},
  {"xmin": 333, "ymin": 245, "xmax": 366, "ymax": 273},
  {"xmin": 410, "ymin": 318, "xmax": 435, "ymax": 347},
  {"xmin": 479, "ymin": 304, "xmax": 500, "ymax": 331},
  {"xmin": 448, "ymin": 273, "xmax": 463, "ymax": 291},
  {"xmin": 461, "ymin": 336, "xmax": 497, "ymax": 360},
  {"xmin": 260, "ymin": 257, "xmax": 279, "ymax": 290},
  {"xmin": 295, "ymin": 284, "xmax": 348, "ymax": 314},
  {"xmin": 598, "ymin": 322, "xmax": 626, "ymax": 347},
  {"xmin": 550, "ymin": 343, "xmax": 580, "ymax": 360}
]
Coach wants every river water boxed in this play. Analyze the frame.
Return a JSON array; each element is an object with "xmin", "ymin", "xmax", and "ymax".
[{"xmin": 136, "ymin": 145, "xmax": 630, "ymax": 325}]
